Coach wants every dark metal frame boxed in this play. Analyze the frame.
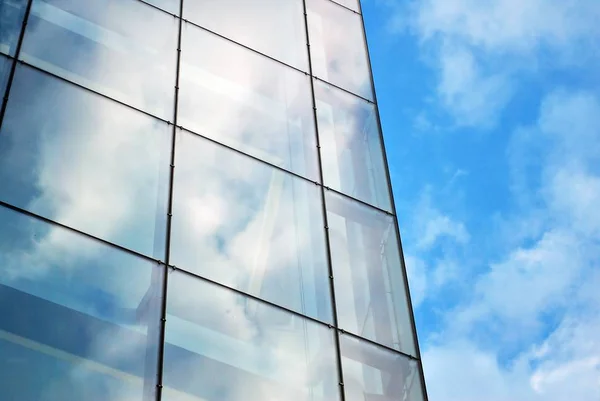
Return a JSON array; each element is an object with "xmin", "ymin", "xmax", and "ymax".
[{"xmin": 0, "ymin": 0, "xmax": 428, "ymax": 399}]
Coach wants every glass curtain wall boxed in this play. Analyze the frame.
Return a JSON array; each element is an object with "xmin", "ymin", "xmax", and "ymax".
[{"xmin": 0, "ymin": 0, "xmax": 427, "ymax": 401}]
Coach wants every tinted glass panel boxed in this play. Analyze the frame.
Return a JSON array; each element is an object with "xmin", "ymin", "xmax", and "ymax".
[
  {"xmin": 179, "ymin": 24, "xmax": 319, "ymax": 181},
  {"xmin": 21, "ymin": 0, "xmax": 177, "ymax": 119},
  {"xmin": 307, "ymin": 0, "xmax": 372, "ymax": 100},
  {"xmin": 145, "ymin": 0, "xmax": 179, "ymax": 15},
  {"xmin": 183, "ymin": 0, "xmax": 307, "ymax": 71},
  {"xmin": 0, "ymin": 0, "xmax": 26, "ymax": 56},
  {"xmin": 170, "ymin": 130, "xmax": 332, "ymax": 322},
  {"xmin": 326, "ymin": 191, "xmax": 416, "ymax": 355},
  {"xmin": 315, "ymin": 81, "xmax": 391, "ymax": 211},
  {"xmin": 0, "ymin": 53, "xmax": 10, "ymax": 94},
  {"xmin": 0, "ymin": 65, "xmax": 170, "ymax": 259},
  {"xmin": 331, "ymin": 0, "xmax": 359, "ymax": 12},
  {"xmin": 0, "ymin": 205, "xmax": 163, "ymax": 401},
  {"xmin": 340, "ymin": 335, "xmax": 425, "ymax": 401},
  {"xmin": 163, "ymin": 270, "xmax": 340, "ymax": 401}
]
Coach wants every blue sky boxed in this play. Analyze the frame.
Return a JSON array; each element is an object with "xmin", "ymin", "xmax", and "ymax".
[{"xmin": 362, "ymin": 0, "xmax": 600, "ymax": 399}]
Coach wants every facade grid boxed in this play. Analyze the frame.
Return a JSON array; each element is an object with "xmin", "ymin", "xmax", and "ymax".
[{"xmin": 0, "ymin": 0, "xmax": 428, "ymax": 400}]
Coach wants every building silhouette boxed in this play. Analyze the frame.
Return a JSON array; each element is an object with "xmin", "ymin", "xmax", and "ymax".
[{"xmin": 0, "ymin": 0, "xmax": 427, "ymax": 400}]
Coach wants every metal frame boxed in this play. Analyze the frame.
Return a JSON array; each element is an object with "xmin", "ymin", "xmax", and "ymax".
[{"xmin": 0, "ymin": 0, "xmax": 428, "ymax": 399}]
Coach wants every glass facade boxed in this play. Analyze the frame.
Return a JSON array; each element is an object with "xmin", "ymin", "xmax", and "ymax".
[{"xmin": 0, "ymin": 0, "xmax": 427, "ymax": 400}]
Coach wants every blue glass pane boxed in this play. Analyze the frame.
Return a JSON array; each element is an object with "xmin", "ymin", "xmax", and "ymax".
[
  {"xmin": 163, "ymin": 270, "xmax": 340, "ymax": 401},
  {"xmin": 339, "ymin": 335, "xmax": 425, "ymax": 401},
  {"xmin": 315, "ymin": 80, "xmax": 392, "ymax": 211},
  {"xmin": 307, "ymin": 0, "xmax": 373, "ymax": 100},
  {"xmin": 179, "ymin": 24, "xmax": 319, "ymax": 181},
  {"xmin": 0, "ymin": 204, "xmax": 164, "ymax": 401},
  {"xmin": 170, "ymin": 130, "xmax": 332, "ymax": 323},
  {"xmin": 0, "ymin": 53, "xmax": 11, "ymax": 95},
  {"xmin": 0, "ymin": 0, "xmax": 26, "ymax": 56},
  {"xmin": 144, "ymin": 0, "xmax": 179, "ymax": 15},
  {"xmin": 0, "ymin": 64, "xmax": 171, "ymax": 259},
  {"xmin": 326, "ymin": 191, "xmax": 416, "ymax": 356},
  {"xmin": 183, "ymin": 0, "xmax": 308, "ymax": 71},
  {"xmin": 20, "ymin": 0, "xmax": 178, "ymax": 119}
]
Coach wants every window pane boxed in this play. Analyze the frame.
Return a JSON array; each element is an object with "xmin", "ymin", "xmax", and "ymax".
[
  {"xmin": 331, "ymin": 0, "xmax": 360, "ymax": 12},
  {"xmin": 179, "ymin": 24, "xmax": 319, "ymax": 181},
  {"xmin": 0, "ymin": 205, "xmax": 164, "ymax": 401},
  {"xmin": 20, "ymin": 0, "xmax": 177, "ymax": 119},
  {"xmin": 0, "ymin": 64, "xmax": 170, "ymax": 259},
  {"xmin": 163, "ymin": 270, "xmax": 340, "ymax": 401},
  {"xmin": 315, "ymin": 81, "xmax": 391, "ymax": 211},
  {"xmin": 171, "ymin": 130, "xmax": 332, "ymax": 322},
  {"xmin": 340, "ymin": 335, "xmax": 425, "ymax": 401},
  {"xmin": 307, "ymin": 0, "xmax": 373, "ymax": 100},
  {"xmin": 0, "ymin": 53, "xmax": 10, "ymax": 95},
  {"xmin": 145, "ymin": 0, "xmax": 179, "ymax": 15},
  {"xmin": 183, "ymin": 0, "xmax": 308, "ymax": 71},
  {"xmin": 0, "ymin": 0, "xmax": 26, "ymax": 56},
  {"xmin": 326, "ymin": 191, "xmax": 416, "ymax": 355}
]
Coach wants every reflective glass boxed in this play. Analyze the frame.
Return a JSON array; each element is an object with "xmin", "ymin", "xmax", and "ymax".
[
  {"xmin": 315, "ymin": 81, "xmax": 391, "ymax": 211},
  {"xmin": 179, "ymin": 24, "xmax": 319, "ymax": 181},
  {"xmin": 20, "ymin": 0, "xmax": 178, "ymax": 119},
  {"xmin": 0, "ymin": 64, "xmax": 171, "ymax": 259},
  {"xmin": 0, "ymin": 204, "xmax": 164, "ymax": 401},
  {"xmin": 183, "ymin": 0, "xmax": 308, "ymax": 71},
  {"xmin": 0, "ymin": 0, "xmax": 26, "ymax": 56},
  {"xmin": 0, "ymin": 53, "xmax": 10, "ymax": 95},
  {"xmin": 144, "ymin": 0, "xmax": 179, "ymax": 15},
  {"xmin": 339, "ymin": 335, "xmax": 425, "ymax": 401},
  {"xmin": 331, "ymin": 0, "xmax": 360, "ymax": 12},
  {"xmin": 326, "ymin": 191, "xmax": 416, "ymax": 355},
  {"xmin": 163, "ymin": 270, "xmax": 340, "ymax": 401},
  {"xmin": 170, "ymin": 130, "xmax": 332, "ymax": 322},
  {"xmin": 307, "ymin": 0, "xmax": 373, "ymax": 100}
]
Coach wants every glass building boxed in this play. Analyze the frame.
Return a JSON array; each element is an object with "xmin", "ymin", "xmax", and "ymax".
[{"xmin": 0, "ymin": 0, "xmax": 428, "ymax": 400}]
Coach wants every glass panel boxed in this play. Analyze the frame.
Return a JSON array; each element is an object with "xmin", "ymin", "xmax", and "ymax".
[
  {"xmin": 170, "ymin": 130, "xmax": 332, "ymax": 322},
  {"xmin": 0, "ymin": 0, "xmax": 26, "ymax": 56},
  {"xmin": 340, "ymin": 335, "xmax": 425, "ymax": 401},
  {"xmin": 144, "ymin": 0, "xmax": 179, "ymax": 15},
  {"xmin": 315, "ymin": 81, "xmax": 391, "ymax": 211},
  {"xmin": 0, "ymin": 53, "xmax": 10, "ymax": 95},
  {"xmin": 163, "ymin": 270, "xmax": 340, "ymax": 401},
  {"xmin": 0, "ymin": 64, "xmax": 171, "ymax": 259},
  {"xmin": 307, "ymin": 0, "xmax": 373, "ymax": 100},
  {"xmin": 183, "ymin": 0, "xmax": 308, "ymax": 71},
  {"xmin": 179, "ymin": 24, "xmax": 319, "ymax": 181},
  {"xmin": 20, "ymin": 0, "xmax": 177, "ymax": 119},
  {"xmin": 0, "ymin": 204, "xmax": 164, "ymax": 401},
  {"xmin": 326, "ymin": 191, "xmax": 416, "ymax": 355},
  {"xmin": 331, "ymin": 0, "xmax": 360, "ymax": 12}
]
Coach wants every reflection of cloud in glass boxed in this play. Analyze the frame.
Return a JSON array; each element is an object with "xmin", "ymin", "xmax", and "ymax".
[
  {"xmin": 326, "ymin": 191, "xmax": 417, "ymax": 357},
  {"xmin": 340, "ymin": 334, "xmax": 425, "ymax": 401},
  {"xmin": 20, "ymin": 0, "xmax": 177, "ymax": 119},
  {"xmin": 307, "ymin": 0, "xmax": 373, "ymax": 100},
  {"xmin": 179, "ymin": 23, "xmax": 319, "ymax": 181},
  {"xmin": 0, "ymin": 64, "xmax": 170, "ymax": 258},
  {"xmin": 329, "ymin": 0, "xmax": 359, "ymax": 13},
  {"xmin": 315, "ymin": 80, "xmax": 392, "ymax": 212},
  {"xmin": 0, "ymin": 205, "xmax": 163, "ymax": 401},
  {"xmin": 170, "ymin": 130, "xmax": 332, "ymax": 322},
  {"xmin": 183, "ymin": 0, "xmax": 308, "ymax": 71},
  {"xmin": 163, "ymin": 269, "xmax": 340, "ymax": 401}
]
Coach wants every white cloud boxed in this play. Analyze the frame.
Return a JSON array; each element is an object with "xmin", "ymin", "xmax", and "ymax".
[
  {"xmin": 418, "ymin": 89, "xmax": 600, "ymax": 400},
  {"xmin": 393, "ymin": 0, "xmax": 600, "ymax": 127}
]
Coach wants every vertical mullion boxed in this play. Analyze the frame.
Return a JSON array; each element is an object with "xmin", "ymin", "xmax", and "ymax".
[
  {"xmin": 156, "ymin": 1, "xmax": 184, "ymax": 400},
  {"xmin": 0, "ymin": 0, "xmax": 34, "ymax": 132},
  {"xmin": 301, "ymin": 1, "xmax": 347, "ymax": 401},
  {"xmin": 356, "ymin": 0, "xmax": 430, "ymax": 399}
]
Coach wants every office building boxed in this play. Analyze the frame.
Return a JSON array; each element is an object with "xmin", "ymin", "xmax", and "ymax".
[{"xmin": 0, "ymin": 0, "xmax": 428, "ymax": 400}]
